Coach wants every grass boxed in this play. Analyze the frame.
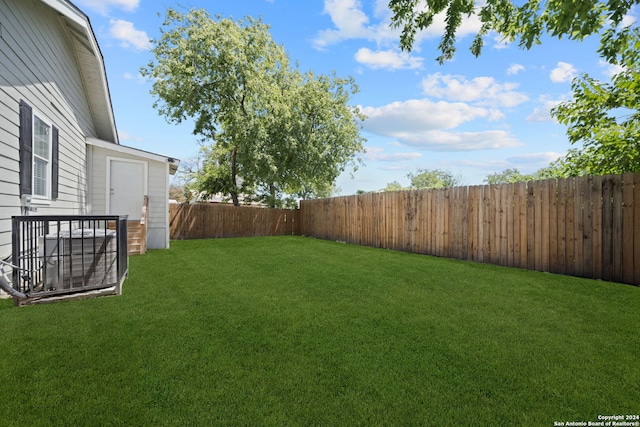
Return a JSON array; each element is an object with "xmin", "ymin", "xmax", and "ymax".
[{"xmin": 0, "ymin": 236, "xmax": 638, "ymax": 426}]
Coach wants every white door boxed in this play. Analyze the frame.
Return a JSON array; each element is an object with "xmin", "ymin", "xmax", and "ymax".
[{"xmin": 110, "ymin": 160, "xmax": 145, "ymax": 220}]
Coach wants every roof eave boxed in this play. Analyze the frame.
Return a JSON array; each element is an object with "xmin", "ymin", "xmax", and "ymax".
[{"xmin": 40, "ymin": 0, "xmax": 119, "ymax": 144}]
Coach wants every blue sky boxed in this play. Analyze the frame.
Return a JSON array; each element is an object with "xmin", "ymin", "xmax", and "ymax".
[{"xmin": 76, "ymin": 0, "xmax": 635, "ymax": 194}]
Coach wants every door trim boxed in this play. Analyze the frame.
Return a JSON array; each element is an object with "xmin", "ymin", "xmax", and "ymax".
[{"xmin": 105, "ymin": 156, "xmax": 148, "ymax": 217}]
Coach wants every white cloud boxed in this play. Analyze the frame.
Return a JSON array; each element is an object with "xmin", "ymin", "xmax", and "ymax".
[
  {"xmin": 123, "ymin": 72, "xmax": 145, "ymax": 83},
  {"xmin": 313, "ymin": 0, "xmax": 481, "ymax": 50},
  {"xmin": 109, "ymin": 19, "xmax": 151, "ymax": 51},
  {"xmin": 362, "ymin": 146, "xmax": 422, "ymax": 162},
  {"xmin": 506, "ymin": 152, "xmax": 564, "ymax": 165},
  {"xmin": 599, "ymin": 60, "xmax": 625, "ymax": 78},
  {"xmin": 118, "ymin": 130, "xmax": 143, "ymax": 142},
  {"xmin": 621, "ymin": 14, "xmax": 637, "ymax": 27},
  {"xmin": 355, "ymin": 48, "xmax": 423, "ymax": 70},
  {"xmin": 362, "ymin": 98, "xmax": 489, "ymax": 133},
  {"xmin": 457, "ymin": 159, "xmax": 510, "ymax": 170},
  {"xmin": 459, "ymin": 152, "xmax": 565, "ymax": 173},
  {"xmin": 492, "ymin": 34, "xmax": 510, "ymax": 50},
  {"xmin": 75, "ymin": 0, "xmax": 139, "ymax": 15},
  {"xmin": 526, "ymin": 99, "xmax": 563, "ymax": 122},
  {"xmin": 398, "ymin": 130, "xmax": 522, "ymax": 151},
  {"xmin": 413, "ymin": 9, "xmax": 483, "ymax": 42},
  {"xmin": 421, "ymin": 73, "xmax": 529, "ymax": 107},
  {"xmin": 360, "ymin": 99, "xmax": 521, "ymax": 151},
  {"xmin": 550, "ymin": 62, "xmax": 577, "ymax": 83},
  {"xmin": 313, "ymin": 0, "xmax": 377, "ymax": 49},
  {"xmin": 507, "ymin": 63, "xmax": 525, "ymax": 75}
]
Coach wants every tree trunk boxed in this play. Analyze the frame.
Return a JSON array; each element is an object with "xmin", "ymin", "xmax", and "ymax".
[
  {"xmin": 268, "ymin": 183, "xmax": 277, "ymax": 208},
  {"xmin": 231, "ymin": 146, "xmax": 239, "ymax": 206}
]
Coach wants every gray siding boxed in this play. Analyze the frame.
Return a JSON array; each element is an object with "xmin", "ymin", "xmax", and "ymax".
[{"xmin": 0, "ymin": 0, "xmax": 98, "ymax": 254}]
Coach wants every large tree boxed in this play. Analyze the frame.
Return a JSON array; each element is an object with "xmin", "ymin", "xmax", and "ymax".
[
  {"xmin": 141, "ymin": 8, "xmax": 364, "ymax": 207},
  {"xmin": 483, "ymin": 163, "xmax": 567, "ymax": 184},
  {"xmin": 380, "ymin": 181, "xmax": 406, "ymax": 192},
  {"xmin": 257, "ymin": 70, "xmax": 365, "ymax": 207},
  {"xmin": 484, "ymin": 168, "xmax": 532, "ymax": 185},
  {"xmin": 407, "ymin": 168, "xmax": 463, "ymax": 189}
]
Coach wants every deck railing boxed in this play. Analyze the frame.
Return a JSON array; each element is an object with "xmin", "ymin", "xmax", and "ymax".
[{"xmin": 11, "ymin": 215, "xmax": 128, "ymax": 299}]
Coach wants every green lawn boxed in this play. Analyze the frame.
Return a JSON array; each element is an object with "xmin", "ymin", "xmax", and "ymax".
[{"xmin": 0, "ymin": 236, "xmax": 638, "ymax": 426}]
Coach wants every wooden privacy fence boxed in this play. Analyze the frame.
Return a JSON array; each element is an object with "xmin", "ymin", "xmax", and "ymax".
[
  {"xmin": 300, "ymin": 172, "xmax": 640, "ymax": 286},
  {"xmin": 169, "ymin": 203, "xmax": 300, "ymax": 240}
]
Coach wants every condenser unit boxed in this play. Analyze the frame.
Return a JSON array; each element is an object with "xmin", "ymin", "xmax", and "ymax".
[{"xmin": 38, "ymin": 229, "xmax": 117, "ymax": 292}]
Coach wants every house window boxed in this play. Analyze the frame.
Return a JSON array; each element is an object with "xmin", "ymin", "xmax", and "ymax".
[
  {"xmin": 33, "ymin": 115, "xmax": 51, "ymax": 198},
  {"xmin": 19, "ymin": 100, "xmax": 59, "ymax": 200}
]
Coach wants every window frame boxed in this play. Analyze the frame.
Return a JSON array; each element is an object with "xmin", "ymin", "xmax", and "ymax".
[
  {"xmin": 19, "ymin": 100, "xmax": 59, "ymax": 203},
  {"xmin": 31, "ymin": 112, "xmax": 53, "ymax": 201}
]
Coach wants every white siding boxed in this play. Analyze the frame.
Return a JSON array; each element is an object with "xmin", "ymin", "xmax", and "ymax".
[
  {"xmin": 0, "ymin": 0, "xmax": 97, "ymax": 254},
  {"xmin": 89, "ymin": 145, "xmax": 170, "ymax": 249}
]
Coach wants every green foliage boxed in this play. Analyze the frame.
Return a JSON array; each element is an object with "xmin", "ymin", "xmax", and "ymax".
[
  {"xmin": 484, "ymin": 164, "xmax": 569, "ymax": 184},
  {"xmin": 388, "ymin": 0, "xmax": 632, "ymax": 63},
  {"xmin": 532, "ymin": 160, "xmax": 570, "ymax": 179},
  {"xmin": 484, "ymin": 168, "xmax": 532, "ymax": 184},
  {"xmin": 552, "ymin": 27, "xmax": 640, "ymax": 175},
  {"xmin": 141, "ymin": 8, "xmax": 364, "ymax": 207},
  {"xmin": 380, "ymin": 180, "xmax": 406, "ymax": 192},
  {"xmin": 168, "ymin": 184, "xmax": 188, "ymax": 202},
  {"xmin": 407, "ymin": 168, "xmax": 463, "ymax": 189}
]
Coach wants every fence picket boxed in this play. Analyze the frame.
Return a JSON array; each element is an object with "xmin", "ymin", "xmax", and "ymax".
[
  {"xmin": 591, "ymin": 176, "xmax": 603, "ymax": 279},
  {"xmin": 565, "ymin": 178, "xmax": 576, "ymax": 275},
  {"xmin": 548, "ymin": 179, "xmax": 558, "ymax": 273},
  {"xmin": 540, "ymin": 180, "xmax": 551, "ymax": 272},
  {"xmin": 611, "ymin": 175, "xmax": 623, "ymax": 283},
  {"xmin": 556, "ymin": 179, "xmax": 567, "ymax": 275},
  {"xmin": 582, "ymin": 176, "xmax": 594, "ymax": 278},
  {"xmin": 517, "ymin": 182, "xmax": 527, "ymax": 269},
  {"xmin": 635, "ymin": 172, "xmax": 640, "ymax": 285},
  {"xmin": 601, "ymin": 177, "xmax": 614, "ymax": 281},
  {"xmin": 573, "ymin": 176, "xmax": 585, "ymax": 277},
  {"xmin": 622, "ymin": 173, "xmax": 634, "ymax": 284}
]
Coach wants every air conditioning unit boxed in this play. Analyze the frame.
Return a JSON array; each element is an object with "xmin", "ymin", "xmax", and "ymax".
[{"xmin": 38, "ymin": 229, "xmax": 117, "ymax": 291}]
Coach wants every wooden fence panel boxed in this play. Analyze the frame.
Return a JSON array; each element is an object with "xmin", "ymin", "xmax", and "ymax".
[
  {"xmin": 526, "ymin": 182, "xmax": 536, "ymax": 271},
  {"xmin": 540, "ymin": 180, "xmax": 551, "ymax": 272},
  {"xmin": 573, "ymin": 176, "xmax": 585, "ymax": 277},
  {"xmin": 635, "ymin": 173, "xmax": 640, "ymax": 284},
  {"xmin": 516, "ymin": 182, "xmax": 527, "ymax": 269},
  {"xmin": 556, "ymin": 179, "xmax": 567, "ymax": 275},
  {"xmin": 611, "ymin": 175, "xmax": 624, "ymax": 283},
  {"xmin": 498, "ymin": 184, "xmax": 508, "ymax": 266},
  {"xmin": 601, "ymin": 177, "xmax": 614, "ymax": 281},
  {"xmin": 548, "ymin": 179, "xmax": 558, "ymax": 273},
  {"xmin": 482, "ymin": 186, "xmax": 491, "ymax": 263},
  {"xmin": 169, "ymin": 203, "xmax": 299, "ymax": 240},
  {"xmin": 565, "ymin": 178, "xmax": 576, "ymax": 276},
  {"xmin": 582, "ymin": 176, "xmax": 594, "ymax": 278},
  {"xmin": 490, "ymin": 185, "xmax": 502, "ymax": 265},
  {"xmin": 622, "ymin": 172, "xmax": 635, "ymax": 284},
  {"xmin": 591, "ymin": 176, "xmax": 603, "ymax": 279}
]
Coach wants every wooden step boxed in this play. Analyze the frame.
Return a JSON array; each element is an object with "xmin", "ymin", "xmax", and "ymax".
[
  {"xmin": 108, "ymin": 220, "xmax": 145, "ymax": 255},
  {"xmin": 107, "ymin": 196, "xmax": 149, "ymax": 256}
]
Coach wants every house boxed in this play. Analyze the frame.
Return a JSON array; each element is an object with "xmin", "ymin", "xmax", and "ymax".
[{"xmin": 0, "ymin": 0, "xmax": 179, "ymax": 262}]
